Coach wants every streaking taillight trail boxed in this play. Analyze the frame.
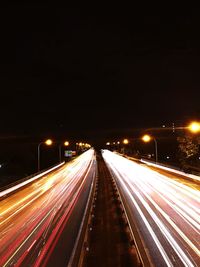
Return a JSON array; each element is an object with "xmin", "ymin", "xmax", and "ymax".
[{"xmin": 0, "ymin": 149, "xmax": 96, "ymax": 267}]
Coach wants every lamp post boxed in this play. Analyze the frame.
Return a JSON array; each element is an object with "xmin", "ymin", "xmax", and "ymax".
[
  {"xmin": 142, "ymin": 134, "xmax": 158, "ymax": 163},
  {"xmin": 37, "ymin": 139, "xmax": 53, "ymax": 172},
  {"xmin": 75, "ymin": 143, "xmax": 79, "ymax": 154},
  {"xmin": 117, "ymin": 141, "xmax": 120, "ymax": 152},
  {"xmin": 122, "ymin": 138, "xmax": 129, "ymax": 154},
  {"xmin": 59, "ymin": 141, "xmax": 69, "ymax": 162},
  {"xmin": 123, "ymin": 139, "xmax": 129, "ymax": 145},
  {"xmin": 139, "ymin": 121, "xmax": 200, "ymax": 165}
]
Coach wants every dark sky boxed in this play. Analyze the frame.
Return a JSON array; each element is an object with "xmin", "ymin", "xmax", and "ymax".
[{"xmin": 1, "ymin": 4, "xmax": 200, "ymax": 145}]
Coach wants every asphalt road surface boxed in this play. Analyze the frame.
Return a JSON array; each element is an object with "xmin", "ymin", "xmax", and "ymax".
[
  {"xmin": 102, "ymin": 150, "xmax": 200, "ymax": 267},
  {"xmin": 0, "ymin": 149, "xmax": 96, "ymax": 267}
]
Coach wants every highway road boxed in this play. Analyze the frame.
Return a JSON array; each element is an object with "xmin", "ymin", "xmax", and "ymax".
[
  {"xmin": 0, "ymin": 149, "xmax": 96, "ymax": 267},
  {"xmin": 102, "ymin": 150, "xmax": 200, "ymax": 267}
]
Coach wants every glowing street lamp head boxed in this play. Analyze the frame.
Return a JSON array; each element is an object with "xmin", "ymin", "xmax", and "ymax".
[
  {"xmin": 188, "ymin": 121, "xmax": 200, "ymax": 133},
  {"xmin": 45, "ymin": 139, "xmax": 53, "ymax": 146},
  {"xmin": 123, "ymin": 139, "xmax": 129, "ymax": 145},
  {"xmin": 106, "ymin": 142, "xmax": 110, "ymax": 145},
  {"xmin": 85, "ymin": 143, "xmax": 91, "ymax": 148},
  {"xmin": 64, "ymin": 141, "xmax": 69, "ymax": 146},
  {"xmin": 142, "ymin": 134, "xmax": 151, "ymax": 142}
]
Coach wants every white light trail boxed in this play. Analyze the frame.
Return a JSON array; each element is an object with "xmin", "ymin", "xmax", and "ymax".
[
  {"xmin": 141, "ymin": 159, "xmax": 200, "ymax": 183},
  {"xmin": 102, "ymin": 150, "xmax": 199, "ymax": 266},
  {"xmin": 0, "ymin": 162, "xmax": 65, "ymax": 198}
]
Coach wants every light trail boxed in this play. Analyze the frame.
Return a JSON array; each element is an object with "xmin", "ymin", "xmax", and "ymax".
[
  {"xmin": 0, "ymin": 149, "xmax": 95, "ymax": 267},
  {"xmin": 0, "ymin": 162, "xmax": 65, "ymax": 198},
  {"xmin": 102, "ymin": 150, "xmax": 200, "ymax": 266},
  {"xmin": 141, "ymin": 159, "xmax": 200, "ymax": 183}
]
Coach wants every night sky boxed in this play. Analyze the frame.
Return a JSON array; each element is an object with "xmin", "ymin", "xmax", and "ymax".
[{"xmin": 0, "ymin": 5, "xmax": 200, "ymax": 145}]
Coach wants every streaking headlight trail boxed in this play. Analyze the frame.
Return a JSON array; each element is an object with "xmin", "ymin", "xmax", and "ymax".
[{"xmin": 102, "ymin": 150, "xmax": 200, "ymax": 267}]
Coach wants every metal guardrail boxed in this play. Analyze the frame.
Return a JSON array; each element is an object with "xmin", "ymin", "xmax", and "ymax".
[
  {"xmin": 139, "ymin": 158, "xmax": 181, "ymax": 170},
  {"xmin": 108, "ymin": 167, "xmax": 146, "ymax": 267},
  {"xmin": 119, "ymin": 153, "xmax": 200, "ymax": 184},
  {"xmin": 140, "ymin": 159, "xmax": 200, "ymax": 183}
]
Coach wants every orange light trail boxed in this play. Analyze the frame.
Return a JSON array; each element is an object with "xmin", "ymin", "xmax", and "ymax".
[{"xmin": 0, "ymin": 149, "xmax": 95, "ymax": 267}]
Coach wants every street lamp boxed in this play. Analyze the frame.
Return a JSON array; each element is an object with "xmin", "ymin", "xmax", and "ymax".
[
  {"xmin": 142, "ymin": 134, "xmax": 151, "ymax": 143},
  {"xmin": 122, "ymin": 138, "xmax": 129, "ymax": 154},
  {"xmin": 59, "ymin": 141, "xmax": 69, "ymax": 162},
  {"xmin": 85, "ymin": 143, "xmax": 91, "ymax": 149},
  {"xmin": 187, "ymin": 121, "xmax": 200, "ymax": 134},
  {"xmin": 142, "ymin": 134, "xmax": 158, "ymax": 163},
  {"xmin": 37, "ymin": 139, "xmax": 53, "ymax": 172},
  {"xmin": 123, "ymin": 138, "xmax": 129, "ymax": 145}
]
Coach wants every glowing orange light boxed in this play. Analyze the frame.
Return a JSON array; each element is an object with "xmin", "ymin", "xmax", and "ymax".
[
  {"xmin": 64, "ymin": 141, "xmax": 69, "ymax": 146},
  {"xmin": 188, "ymin": 121, "xmax": 200, "ymax": 133},
  {"xmin": 45, "ymin": 139, "xmax": 53, "ymax": 146},
  {"xmin": 142, "ymin": 134, "xmax": 151, "ymax": 142},
  {"xmin": 123, "ymin": 139, "xmax": 129, "ymax": 145}
]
